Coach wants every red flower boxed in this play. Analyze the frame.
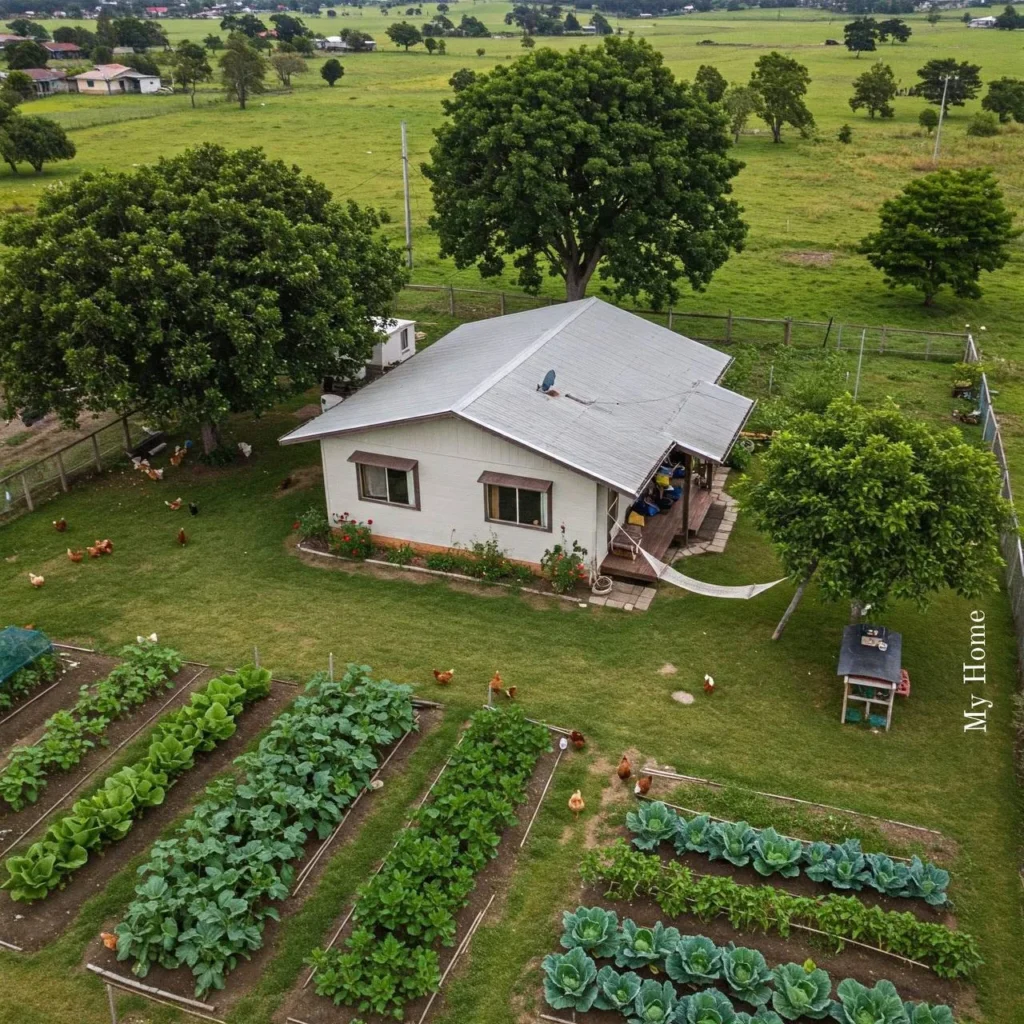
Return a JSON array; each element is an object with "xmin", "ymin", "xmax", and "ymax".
[
  {"xmin": 367, "ymin": 519, "xmax": 373, "ymax": 525},
  {"xmin": 292, "ymin": 521, "xmax": 300, "ymax": 530},
  {"xmin": 342, "ymin": 534, "xmax": 350, "ymax": 542}
]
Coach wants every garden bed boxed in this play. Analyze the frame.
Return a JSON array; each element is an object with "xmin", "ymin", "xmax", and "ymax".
[
  {"xmin": 84, "ymin": 703, "xmax": 445, "ymax": 1012},
  {"xmin": 0, "ymin": 676, "xmax": 299, "ymax": 952}
]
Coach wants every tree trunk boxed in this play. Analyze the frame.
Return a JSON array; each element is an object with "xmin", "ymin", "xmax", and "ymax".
[
  {"xmin": 772, "ymin": 564, "xmax": 817, "ymax": 640},
  {"xmin": 771, "ymin": 120, "xmax": 782, "ymax": 143},
  {"xmin": 190, "ymin": 83, "xmax": 196, "ymax": 108},
  {"xmin": 564, "ymin": 253, "xmax": 600, "ymax": 301},
  {"xmin": 849, "ymin": 599, "xmax": 864, "ymax": 623},
  {"xmin": 239, "ymin": 83, "xmax": 246, "ymax": 110},
  {"xmin": 200, "ymin": 421, "xmax": 221, "ymax": 455}
]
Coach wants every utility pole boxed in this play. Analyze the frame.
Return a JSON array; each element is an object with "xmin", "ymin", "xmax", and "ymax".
[
  {"xmin": 932, "ymin": 74, "xmax": 956, "ymax": 164},
  {"xmin": 401, "ymin": 120, "xmax": 413, "ymax": 271}
]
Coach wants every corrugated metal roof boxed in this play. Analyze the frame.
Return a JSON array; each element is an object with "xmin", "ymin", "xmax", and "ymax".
[{"xmin": 280, "ymin": 297, "xmax": 754, "ymax": 495}]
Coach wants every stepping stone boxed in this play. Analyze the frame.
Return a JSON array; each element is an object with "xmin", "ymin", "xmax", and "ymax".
[
  {"xmin": 672, "ymin": 690, "xmax": 695, "ymax": 705},
  {"xmin": 658, "ymin": 662, "xmax": 678, "ymax": 675}
]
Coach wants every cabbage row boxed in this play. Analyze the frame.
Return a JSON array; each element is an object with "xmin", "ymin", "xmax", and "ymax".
[
  {"xmin": 581, "ymin": 842, "xmax": 981, "ymax": 980},
  {"xmin": 627, "ymin": 802, "xmax": 950, "ymax": 907},
  {"xmin": 113, "ymin": 665, "xmax": 415, "ymax": 996},
  {"xmin": 309, "ymin": 705, "xmax": 551, "ymax": 1020},
  {"xmin": 0, "ymin": 651, "xmax": 60, "ymax": 713},
  {"xmin": 545, "ymin": 909, "xmax": 955, "ymax": 1024},
  {"xmin": 2, "ymin": 665, "xmax": 271, "ymax": 903},
  {"xmin": 0, "ymin": 641, "xmax": 183, "ymax": 811}
]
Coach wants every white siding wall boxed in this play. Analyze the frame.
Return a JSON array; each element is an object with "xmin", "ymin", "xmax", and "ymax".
[
  {"xmin": 320, "ymin": 416, "xmax": 600, "ymax": 565},
  {"xmin": 370, "ymin": 326, "xmax": 415, "ymax": 368}
]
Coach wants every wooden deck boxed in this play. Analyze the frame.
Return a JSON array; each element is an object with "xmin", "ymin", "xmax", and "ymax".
[{"xmin": 600, "ymin": 487, "xmax": 714, "ymax": 583}]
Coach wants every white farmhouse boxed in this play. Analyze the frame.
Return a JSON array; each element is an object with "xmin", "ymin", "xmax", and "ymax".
[
  {"xmin": 968, "ymin": 15, "xmax": 997, "ymax": 26},
  {"xmin": 281, "ymin": 299, "xmax": 753, "ymax": 580},
  {"xmin": 69, "ymin": 63, "xmax": 162, "ymax": 95}
]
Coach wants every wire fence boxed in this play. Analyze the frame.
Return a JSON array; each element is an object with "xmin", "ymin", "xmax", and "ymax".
[{"xmin": 0, "ymin": 415, "xmax": 149, "ymax": 524}]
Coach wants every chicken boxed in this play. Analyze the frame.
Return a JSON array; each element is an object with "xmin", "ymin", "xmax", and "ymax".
[
  {"xmin": 165, "ymin": 497, "xmax": 183, "ymax": 511},
  {"xmin": 568, "ymin": 790, "xmax": 585, "ymax": 819},
  {"xmin": 146, "ymin": 467, "xmax": 164, "ymax": 481},
  {"xmin": 86, "ymin": 544, "xmax": 102, "ymax": 559},
  {"xmin": 97, "ymin": 539, "xmax": 113, "ymax": 555},
  {"xmin": 169, "ymin": 445, "xmax": 187, "ymax": 467},
  {"xmin": 67, "ymin": 548, "xmax": 83, "ymax": 563},
  {"xmin": 503, "ymin": 686, "xmax": 517, "ymax": 700},
  {"xmin": 53, "ymin": 518, "xmax": 67, "ymax": 532},
  {"xmin": 570, "ymin": 729, "xmax": 586, "ymax": 751},
  {"xmin": 433, "ymin": 669, "xmax": 454, "ymax": 685},
  {"xmin": 100, "ymin": 931, "xmax": 118, "ymax": 951},
  {"xmin": 489, "ymin": 670, "xmax": 503, "ymax": 693},
  {"xmin": 703, "ymin": 674, "xmax": 716, "ymax": 695},
  {"xmin": 617, "ymin": 755, "xmax": 632, "ymax": 781},
  {"xmin": 177, "ymin": 527, "xmax": 188, "ymax": 546},
  {"xmin": 634, "ymin": 775, "xmax": 653, "ymax": 797},
  {"xmin": 28, "ymin": 572, "xmax": 44, "ymax": 588},
  {"xmin": 189, "ymin": 502, "xmax": 199, "ymax": 517}
]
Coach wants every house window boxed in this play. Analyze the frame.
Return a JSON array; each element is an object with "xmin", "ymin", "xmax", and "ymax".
[
  {"xmin": 478, "ymin": 471, "xmax": 552, "ymax": 530},
  {"xmin": 400, "ymin": 328, "xmax": 410, "ymax": 352},
  {"xmin": 349, "ymin": 450, "xmax": 419, "ymax": 509}
]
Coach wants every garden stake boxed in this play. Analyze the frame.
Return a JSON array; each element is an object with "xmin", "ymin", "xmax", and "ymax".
[
  {"xmin": 86, "ymin": 964, "xmax": 219, "ymax": 1013},
  {"xmin": 0, "ymin": 676, "xmax": 64, "ymax": 730},
  {"xmin": 0, "ymin": 938, "xmax": 23, "ymax": 951},
  {"xmin": 328, "ymin": 652, "xmax": 334, "ymax": 681},
  {"xmin": 106, "ymin": 984, "xmax": 118, "ymax": 1024},
  {"xmin": 520, "ymin": 747, "xmax": 563, "ymax": 849},
  {"xmin": 414, "ymin": 901, "xmax": 490, "ymax": 1024}
]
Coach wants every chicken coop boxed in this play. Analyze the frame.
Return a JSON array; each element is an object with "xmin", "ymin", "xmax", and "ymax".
[{"xmin": 837, "ymin": 624, "xmax": 908, "ymax": 732}]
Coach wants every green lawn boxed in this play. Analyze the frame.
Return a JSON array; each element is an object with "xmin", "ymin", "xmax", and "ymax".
[{"xmin": 0, "ymin": 388, "xmax": 1020, "ymax": 1023}]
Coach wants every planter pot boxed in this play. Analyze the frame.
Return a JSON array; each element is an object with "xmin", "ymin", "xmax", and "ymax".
[{"xmin": 591, "ymin": 575, "xmax": 614, "ymax": 596}]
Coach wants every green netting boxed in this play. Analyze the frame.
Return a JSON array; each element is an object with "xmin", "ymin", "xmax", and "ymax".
[{"xmin": 0, "ymin": 626, "xmax": 53, "ymax": 686}]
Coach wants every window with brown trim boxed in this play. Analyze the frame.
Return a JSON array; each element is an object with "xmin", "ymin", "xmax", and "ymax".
[
  {"xmin": 349, "ymin": 451, "xmax": 420, "ymax": 509},
  {"xmin": 478, "ymin": 471, "xmax": 552, "ymax": 530}
]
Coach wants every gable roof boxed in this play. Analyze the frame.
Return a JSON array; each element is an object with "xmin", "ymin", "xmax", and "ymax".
[
  {"xmin": 280, "ymin": 298, "xmax": 754, "ymax": 496},
  {"xmin": 42, "ymin": 41, "xmax": 82, "ymax": 52},
  {"xmin": 71, "ymin": 63, "xmax": 156, "ymax": 81},
  {"xmin": 16, "ymin": 67, "xmax": 68, "ymax": 81}
]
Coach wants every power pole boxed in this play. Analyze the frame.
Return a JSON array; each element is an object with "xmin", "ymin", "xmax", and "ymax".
[
  {"xmin": 932, "ymin": 74, "xmax": 955, "ymax": 164},
  {"xmin": 401, "ymin": 120, "xmax": 413, "ymax": 270}
]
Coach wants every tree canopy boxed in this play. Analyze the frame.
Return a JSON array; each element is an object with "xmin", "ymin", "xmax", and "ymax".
[
  {"xmin": 982, "ymin": 77, "xmax": 1024, "ymax": 123},
  {"xmin": 269, "ymin": 12, "xmax": 309, "ymax": 42},
  {"xmin": 843, "ymin": 17, "xmax": 879, "ymax": 54},
  {"xmin": 321, "ymin": 57, "xmax": 344, "ymax": 86},
  {"xmin": 0, "ymin": 113, "xmax": 75, "ymax": 174},
  {"xmin": 6, "ymin": 40, "xmax": 49, "ymax": 70},
  {"xmin": 915, "ymin": 58, "xmax": 983, "ymax": 107},
  {"xmin": 0, "ymin": 145, "xmax": 407, "ymax": 452},
  {"xmin": 859, "ymin": 168, "xmax": 1019, "ymax": 305},
  {"xmin": 724, "ymin": 83, "xmax": 761, "ymax": 142},
  {"xmin": 172, "ymin": 40, "xmax": 213, "ymax": 108},
  {"xmin": 749, "ymin": 51, "xmax": 814, "ymax": 142},
  {"xmin": 270, "ymin": 51, "xmax": 308, "ymax": 86},
  {"xmin": 219, "ymin": 33, "xmax": 268, "ymax": 109},
  {"xmin": 877, "ymin": 17, "xmax": 911, "ymax": 41},
  {"xmin": 386, "ymin": 21, "xmax": 422, "ymax": 49},
  {"xmin": 5, "ymin": 18, "xmax": 48, "ymax": 39},
  {"xmin": 744, "ymin": 396, "xmax": 1012, "ymax": 638},
  {"xmin": 994, "ymin": 4, "xmax": 1022, "ymax": 28},
  {"xmin": 423, "ymin": 37, "xmax": 747, "ymax": 305},
  {"xmin": 849, "ymin": 61, "xmax": 897, "ymax": 118},
  {"xmin": 694, "ymin": 63, "xmax": 728, "ymax": 102}
]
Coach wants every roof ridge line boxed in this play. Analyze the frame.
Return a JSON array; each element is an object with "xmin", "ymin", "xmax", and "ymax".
[{"xmin": 451, "ymin": 297, "xmax": 597, "ymax": 414}]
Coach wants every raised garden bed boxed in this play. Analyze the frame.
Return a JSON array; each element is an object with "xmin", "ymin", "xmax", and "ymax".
[{"xmin": 0, "ymin": 648, "xmax": 60, "ymax": 719}]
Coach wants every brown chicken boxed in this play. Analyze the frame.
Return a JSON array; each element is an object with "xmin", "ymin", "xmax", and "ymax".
[
  {"xmin": 177, "ymin": 528, "xmax": 188, "ymax": 546},
  {"xmin": 489, "ymin": 670, "xmax": 503, "ymax": 693},
  {"xmin": 570, "ymin": 729, "xmax": 586, "ymax": 751},
  {"xmin": 67, "ymin": 549, "xmax": 83, "ymax": 563},
  {"xmin": 28, "ymin": 573, "xmax": 44, "ymax": 588},
  {"xmin": 433, "ymin": 669, "xmax": 454, "ymax": 685},
  {"xmin": 53, "ymin": 518, "xmax": 67, "ymax": 532},
  {"xmin": 86, "ymin": 545, "xmax": 102, "ymax": 559},
  {"xmin": 165, "ymin": 497, "xmax": 183, "ymax": 511},
  {"xmin": 568, "ymin": 790, "xmax": 585, "ymax": 818},
  {"xmin": 146, "ymin": 467, "xmax": 164, "ymax": 481},
  {"xmin": 100, "ymin": 932, "xmax": 118, "ymax": 951},
  {"xmin": 703, "ymin": 674, "xmax": 716, "ymax": 695},
  {"xmin": 634, "ymin": 775, "xmax": 653, "ymax": 797},
  {"xmin": 504, "ymin": 686, "xmax": 517, "ymax": 700},
  {"xmin": 97, "ymin": 539, "xmax": 113, "ymax": 555},
  {"xmin": 617, "ymin": 755, "xmax": 632, "ymax": 781}
]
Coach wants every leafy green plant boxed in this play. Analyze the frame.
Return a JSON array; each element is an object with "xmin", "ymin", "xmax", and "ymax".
[
  {"xmin": 674, "ymin": 813, "xmax": 714, "ymax": 855},
  {"xmin": 0, "ymin": 651, "xmax": 59, "ymax": 712},
  {"xmin": 904, "ymin": 857, "xmax": 949, "ymax": 906},
  {"xmin": 384, "ymin": 543, "xmax": 416, "ymax": 565},
  {"xmin": 626, "ymin": 801, "xmax": 679, "ymax": 851},
  {"xmin": 830, "ymin": 978, "xmax": 906, "ymax": 1024},
  {"xmin": 864, "ymin": 853, "xmax": 911, "ymax": 898},
  {"xmin": 542, "ymin": 947, "xmax": 600, "ymax": 1012},
  {"xmin": 594, "ymin": 965, "xmax": 642, "ymax": 1012},
  {"xmin": 677, "ymin": 986, "xmax": 736, "ymax": 1024},
  {"xmin": 330, "ymin": 512, "xmax": 374, "ymax": 558},
  {"xmin": 297, "ymin": 504, "xmax": 330, "ymax": 543},
  {"xmin": 721, "ymin": 943, "xmax": 772, "ymax": 1006},
  {"xmin": 736, "ymin": 1011, "xmax": 785, "ymax": 1024},
  {"xmin": 903, "ymin": 1001, "xmax": 955, "ymax": 1024},
  {"xmin": 630, "ymin": 978, "xmax": 679, "ymax": 1024},
  {"xmin": 803, "ymin": 841, "xmax": 831, "ymax": 873},
  {"xmin": 560, "ymin": 906, "xmax": 620, "ymax": 958},
  {"xmin": 751, "ymin": 827, "xmax": 803, "ymax": 878},
  {"xmin": 541, "ymin": 527, "xmax": 589, "ymax": 594},
  {"xmin": 708, "ymin": 820, "xmax": 758, "ymax": 867},
  {"xmin": 770, "ymin": 963, "xmax": 833, "ymax": 1020},
  {"xmin": 615, "ymin": 919, "xmax": 681, "ymax": 970},
  {"xmin": 665, "ymin": 934, "xmax": 722, "ymax": 985}
]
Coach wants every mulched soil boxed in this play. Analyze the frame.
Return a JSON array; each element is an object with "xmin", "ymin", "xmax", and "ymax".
[
  {"xmin": 279, "ymin": 744, "xmax": 566, "ymax": 1024},
  {"xmin": 0, "ymin": 657, "xmax": 213, "ymax": 844},
  {"xmin": 0, "ymin": 678, "xmax": 300, "ymax": 952},
  {"xmin": 83, "ymin": 707, "xmax": 446, "ymax": 1013}
]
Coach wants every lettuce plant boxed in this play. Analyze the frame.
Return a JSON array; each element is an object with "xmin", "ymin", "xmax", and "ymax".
[
  {"xmin": 542, "ymin": 947, "xmax": 599, "ymax": 1012},
  {"xmin": 751, "ymin": 828, "xmax": 804, "ymax": 878},
  {"xmin": 865, "ymin": 854, "xmax": 912, "ymax": 898},
  {"xmin": 629, "ymin": 978, "xmax": 679, "ymax": 1024},
  {"xmin": 594, "ymin": 965, "xmax": 642, "ymax": 1012},
  {"xmin": 809, "ymin": 840, "xmax": 871, "ymax": 890},
  {"xmin": 708, "ymin": 820, "xmax": 757, "ymax": 867},
  {"xmin": 829, "ymin": 978, "xmax": 907, "ymax": 1024},
  {"xmin": 616, "ymin": 918, "xmax": 681, "ymax": 969},
  {"xmin": 2, "ymin": 853, "xmax": 60, "ymax": 902},
  {"xmin": 674, "ymin": 813, "xmax": 714, "ymax": 855},
  {"xmin": 903, "ymin": 1001, "xmax": 955, "ymax": 1024},
  {"xmin": 721, "ymin": 943, "xmax": 772, "ymax": 1006},
  {"xmin": 560, "ymin": 906, "xmax": 619, "ymax": 958},
  {"xmin": 904, "ymin": 857, "xmax": 949, "ymax": 906},
  {"xmin": 770, "ymin": 962, "xmax": 833, "ymax": 1020},
  {"xmin": 677, "ymin": 987, "xmax": 737, "ymax": 1024},
  {"xmin": 665, "ymin": 934, "xmax": 722, "ymax": 985},
  {"xmin": 627, "ymin": 801, "xmax": 679, "ymax": 851}
]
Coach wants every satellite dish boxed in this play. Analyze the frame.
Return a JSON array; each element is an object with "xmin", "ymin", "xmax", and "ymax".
[{"xmin": 539, "ymin": 369, "xmax": 556, "ymax": 393}]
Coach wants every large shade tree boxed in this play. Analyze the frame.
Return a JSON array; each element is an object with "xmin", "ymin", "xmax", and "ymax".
[
  {"xmin": 0, "ymin": 145, "xmax": 407, "ymax": 453},
  {"xmin": 423, "ymin": 37, "xmax": 746, "ymax": 305},
  {"xmin": 748, "ymin": 51, "xmax": 814, "ymax": 142},
  {"xmin": 744, "ymin": 396, "xmax": 1012, "ymax": 639}
]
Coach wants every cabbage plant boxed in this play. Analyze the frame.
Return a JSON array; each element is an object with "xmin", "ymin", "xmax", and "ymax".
[
  {"xmin": 677, "ymin": 987, "xmax": 738, "ymax": 1024},
  {"xmin": 629, "ymin": 978, "xmax": 679, "ymax": 1024},
  {"xmin": 627, "ymin": 801, "xmax": 679, "ymax": 851},
  {"xmin": 665, "ymin": 934, "xmax": 723, "ymax": 985},
  {"xmin": 735, "ymin": 1011, "xmax": 785, "ymax": 1024},
  {"xmin": 803, "ymin": 841, "xmax": 831, "ymax": 874},
  {"xmin": 903, "ymin": 1000, "xmax": 955, "ymax": 1024},
  {"xmin": 751, "ymin": 828, "xmax": 804, "ymax": 878},
  {"xmin": 594, "ymin": 965, "xmax": 642, "ymax": 1012},
  {"xmin": 708, "ymin": 820, "xmax": 757, "ymax": 867},
  {"xmin": 770, "ymin": 962, "xmax": 833, "ymax": 1020},
  {"xmin": 904, "ymin": 856, "xmax": 949, "ymax": 906},
  {"xmin": 829, "ymin": 978, "xmax": 907, "ymax": 1024},
  {"xmin": 864, "ymin": 854, "xmax": 912, "ymax": 898},
  {"xmin": 808, "ymin": 840, "xmax": 870, "ymax": 890},
  {"xmin": 721, "ymin": 943, "xmax": 772, "ymax": 1006},
  {"xmin": 674, "ymin": 813, "xmax": 714, "ymax": 855},
  {"xmin": 616, "ymin": 918, "xmax": 681, "ymax": 969},
  {"xmin": 541, "ymin": 946, "xmax": 599, "ymax": 1012},
  {"xmin": 560, "ymin": 906, "xmax": 620, "ymax": 957}
]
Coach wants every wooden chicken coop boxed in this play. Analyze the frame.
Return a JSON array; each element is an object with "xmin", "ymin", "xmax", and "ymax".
[{"xmin": 837, "ymin": 625, "xmax": 907, "ymax": 732}]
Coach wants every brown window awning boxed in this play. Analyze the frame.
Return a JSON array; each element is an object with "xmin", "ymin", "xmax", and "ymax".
[
  {"xmin": 477, "ymin": 471, "xmax": 552, "ymax": 493},
  {"xmin": 348, "ymin": 450, "xmax": 418, "ymax": 472}
]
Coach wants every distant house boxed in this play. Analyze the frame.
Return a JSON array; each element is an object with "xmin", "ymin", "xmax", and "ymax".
[
  {"xmin": 968, "ymin": 15, "xmax": 997, "ymax": 25},
  {"xmin": 317, "ymin": 34, "xmax": 377, "ymax": 51},
  {"xmin": 43, "ymin": 40, "xmax": 84, "ymax": 59},
  {"xmin": 0, "ymin": 33, "xmax": 28, "ymax": 50},
  {"xmin": 144, "ymin": 5, "xmax": 169, "ymax": 15},
  {"xmin": 69, "ymin": 63, "xmax": 162, "ymax": 95},
  {"xmin": 0, "ymin": 67, "xmax": 69, "ymax": 95}
]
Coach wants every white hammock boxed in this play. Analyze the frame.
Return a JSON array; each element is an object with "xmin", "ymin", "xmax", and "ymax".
[{"xmin": 640, "ymin": 549, "xmax": 787, "ymax": 600}]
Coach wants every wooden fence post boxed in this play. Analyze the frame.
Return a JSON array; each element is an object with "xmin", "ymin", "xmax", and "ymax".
[
  {"xmin": 91, "ymin": 433, "xmax": 102, "ymax": 472},
  {"xmin": 55, "ymin": 451, "xmax": 68, "ymax": 493},
  {"xmin": 121, "ymin": 414, "xmax": 132, "ymax": 452},
  {"xmin": 668, "ymin": 309, "xmax": 674, "ymax": 330},
  {"xmin": 725, "ymin": 309, "xmax": 733, "ymax": 344},
  {"xmin": 447, "ymin": 285, "xmax": 455, "ymax": 316},
  {"xmin": 499, "ymin": 292, "xmax": 506, "ymax": 316},
  {"xmin": 783, "ymin": 318, "xmax": 793, "ymax": 346},
  {"xmin": 21, "ymin": 472, "xmax": 33, "ymax": 512}
]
